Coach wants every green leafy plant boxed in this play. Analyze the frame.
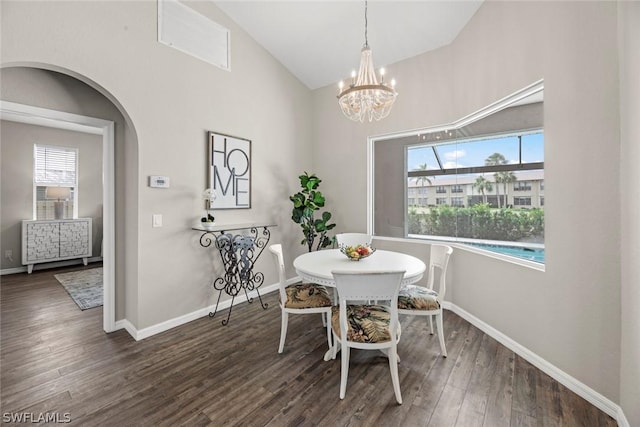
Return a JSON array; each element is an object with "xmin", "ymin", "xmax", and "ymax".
[
  {"xmin": 290, "ymin": 172, "xmax": 336, "ymax": 252},
  {"xmin": 200, "ymin": 213, "xmax": 215, "ymax": 223},
  {"xmin": 408, "ymin": 204, "xmax": 544, "ymax": 242}
]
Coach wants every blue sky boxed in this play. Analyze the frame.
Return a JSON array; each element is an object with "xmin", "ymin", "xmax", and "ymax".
[{"xmin": 408, "ymin": 132, "xmax": 544, "ymax": 172}]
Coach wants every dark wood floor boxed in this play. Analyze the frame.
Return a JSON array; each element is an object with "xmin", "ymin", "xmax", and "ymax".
[{"xmin": 1, "ymin": 265, "xmax": 617, "ymax": 426}]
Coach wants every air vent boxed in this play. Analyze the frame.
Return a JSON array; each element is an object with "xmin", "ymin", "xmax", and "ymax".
[{"xmin": 158, "ymin": 0, "xmax": 230, "ymax": 71}]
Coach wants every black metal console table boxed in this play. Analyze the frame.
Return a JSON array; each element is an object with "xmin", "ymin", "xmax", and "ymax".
[{"xmin": 193, "ymin": 222, "xmax": 276, "ymax": 325}]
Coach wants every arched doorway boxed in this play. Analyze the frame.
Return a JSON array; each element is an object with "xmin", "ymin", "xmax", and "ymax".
[{"xmin": 0, "ymin": 65, "xmax": 139, "ymax": 333}]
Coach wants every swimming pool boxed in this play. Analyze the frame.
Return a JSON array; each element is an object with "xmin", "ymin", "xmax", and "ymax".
[{"xmin": 468, "ymin": 243, "xmax": 545, "ymax": 264}]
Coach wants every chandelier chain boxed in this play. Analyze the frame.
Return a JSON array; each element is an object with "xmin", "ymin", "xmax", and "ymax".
[{"xmin": 364, "ymin": 1, "xmax": 368, "ymax": 47}]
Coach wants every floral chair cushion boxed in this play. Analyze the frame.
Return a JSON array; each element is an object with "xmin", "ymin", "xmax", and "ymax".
[
  {"xmin": 331, "ymin": 304, "xmax": 392, "ymax": 343},
  {"xmin": 398, "ymin": 285, "xmax": 440, "ymax": 311},
  {"xmin": 284, "ymin": 283, "xmax": 332, "ymax": 309}
]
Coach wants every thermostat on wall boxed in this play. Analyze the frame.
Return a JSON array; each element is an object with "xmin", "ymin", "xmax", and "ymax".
[{"xmin": 149, "ymin": 175, "xmax": 170, "ymax": 188}]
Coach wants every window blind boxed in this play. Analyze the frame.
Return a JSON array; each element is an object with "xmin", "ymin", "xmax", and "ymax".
[{"xmin": 34, "ymin": 145, "xmax": 77, "ymax": 186}]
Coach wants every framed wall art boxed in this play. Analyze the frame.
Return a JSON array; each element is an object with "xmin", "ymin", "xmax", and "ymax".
[{"xmin": 208, "ymin": 131, "xmax": 251, "ymax": 209}]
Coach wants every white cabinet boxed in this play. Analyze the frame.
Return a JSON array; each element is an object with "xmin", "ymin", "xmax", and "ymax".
[{"xmin": 22, "ymin": 218, "xmax": 92, "ymax": 273}]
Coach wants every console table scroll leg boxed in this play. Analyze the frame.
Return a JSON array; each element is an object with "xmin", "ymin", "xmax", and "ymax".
[
  {"xmin": 209, "ymin": 290, "xmax": 223, "ymax": 318},
  {"xmin": 222, "ymin": 295, "xmax": 235, "ymax": 326},
  {"xmin": 243, "ymin": 286, "xmax": 254, "ymax": 304},
  {"xmin": 255, "ymin": 288, "xmax": 268, "ymax": 310}
]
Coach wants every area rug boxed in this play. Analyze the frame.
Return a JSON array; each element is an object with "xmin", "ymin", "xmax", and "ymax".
[{"xmin": 54, "ymin": 268, "xmax": 103, "ymax": 310}]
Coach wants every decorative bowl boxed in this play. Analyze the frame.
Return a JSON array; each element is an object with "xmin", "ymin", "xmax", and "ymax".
[{"xmin": 339, "ymin": 244, "xmax": 376, "ymax": 261}]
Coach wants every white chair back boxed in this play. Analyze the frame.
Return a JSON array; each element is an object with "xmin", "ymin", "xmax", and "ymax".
[
  {"xmin": 268, "ymin": 244, "xmax": 288, "ymax": 305},
  {"xmin": 427, "ymin": 244, "xmax": 453, "ymax": 297},
  {"xmin": 336, "ymin": 233, "xmax": 372, "ymax": 247},
  {"xmin": 332, "ymin": 270, "xmax": 404, "ymax": 344}
]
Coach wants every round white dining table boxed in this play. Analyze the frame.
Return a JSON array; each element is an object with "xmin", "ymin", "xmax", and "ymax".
[{"xmin": 293, "ymin": 249, "xmax": 426, "ymax": 287}]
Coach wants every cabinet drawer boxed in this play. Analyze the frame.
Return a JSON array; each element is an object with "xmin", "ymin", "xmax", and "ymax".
[
  {"xmin": 60, "ymin": 221, "xmax": 90, "ymax": 257},
  {"xmin": 26, "ymin": 222, "xmax": 60, "ymax": 262}
]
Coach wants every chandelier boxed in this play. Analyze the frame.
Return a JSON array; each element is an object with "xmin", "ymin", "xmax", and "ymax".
[{"xmin": 337, "ymin": 1, "xmax": 397, "ymax": 122}]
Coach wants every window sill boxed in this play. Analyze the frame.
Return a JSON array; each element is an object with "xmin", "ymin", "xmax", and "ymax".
[
  {"xmin": 452, "ymin": 242, "xmax": 545, "ymax": 272},
  {"xmin": 373, "ymin": 235, "xmax": 546, "ymax": 272}
]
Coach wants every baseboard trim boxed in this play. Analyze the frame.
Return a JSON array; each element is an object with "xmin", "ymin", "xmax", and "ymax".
[
  {"xmin": 114, "ymin": 318, "xmax": 139, "ymax": 340},
  {"xmin": 117, "ymin": 281, "xmax": 282, "ymax": 341},
  {"xmin": 0, "ymin": 257, "xmax": 103, "ymax": 276},
  {"xmin": 0, "ymin": 267, "xmax": 27, "ymax": 276},
  {"xmin": 443, "ymin": 302, "xmax": 625, "ymax": 424}
]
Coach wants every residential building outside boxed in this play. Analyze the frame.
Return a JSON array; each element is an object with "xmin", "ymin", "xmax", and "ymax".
[{"xmin": 408, "ymin": 170, "xmax": 544, "ymax": 209}]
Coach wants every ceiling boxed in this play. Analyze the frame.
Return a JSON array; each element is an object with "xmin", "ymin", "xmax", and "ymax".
[{"xmin": 214, "ymin": 1, "xmax": 484, "ymax": 90}]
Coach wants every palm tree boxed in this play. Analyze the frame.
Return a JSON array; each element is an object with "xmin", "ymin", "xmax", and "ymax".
[
  {"xmin": 494, "ymin": 174, "xmax": 503, "ymax": 208},
  {"xmin": 496, "ymin": 171, "xmax": 517, "ymax": 207},
  {"xmin": 473, "ymin": 175, "xmax": 493, "ymax": 204},
  {"xmin": 486, "ymin": 153, "xmax": 507, "ymax": 208},
  {"xmin": 412, "ymin": 163, "xmax": 433, "ymax": 187}
]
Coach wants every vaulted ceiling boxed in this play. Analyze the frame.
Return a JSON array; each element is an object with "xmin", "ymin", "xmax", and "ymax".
[{"xmin": 214, "ymin": 1, "xmax": 483, "ymax": 90}]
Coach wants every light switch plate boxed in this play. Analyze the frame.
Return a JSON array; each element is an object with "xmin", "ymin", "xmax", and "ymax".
[
  {"xmin": 149, "ymin": 175, "xmax": 170, "ymax": 188},
  {"xmin": 152, "ymin": 214, "xmax": 162, "ymax": 228}
]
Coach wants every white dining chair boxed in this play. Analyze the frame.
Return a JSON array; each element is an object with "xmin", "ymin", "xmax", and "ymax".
[
  {"xmin": 335, "ymin": 233, "xmax": 372, "ymax": 247},
  {"xmin": 330, "ymin": 270, "xmax": 405, "ymax": 404},
  {"xmin": 269, "ymin": 244, "xmax": 332, "ymax": 354},
  {"xmin": 398, "ymin": 244, "xmax": 453, "ymax": 357}
]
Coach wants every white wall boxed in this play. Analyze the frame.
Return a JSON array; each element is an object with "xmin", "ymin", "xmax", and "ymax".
[
  {"xmin": 618, "ymin": 2, "xmax": 640, "ymax": 426},
  {"xmin": 312, "ymin": 1, "xmax": 622, "ymax": 405},
  {"xmin": 0, "ymin": 1, "xmax": 313, "ymax": 329}
]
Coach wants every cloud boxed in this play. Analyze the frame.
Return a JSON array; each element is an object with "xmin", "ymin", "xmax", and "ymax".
[
  {"xmin": 443, "ymin": 149, "xmax": 466, "ymax": 160},
  {"xmin": 443, "ymin": 161, "xmax": 464, "ymax": 169}
]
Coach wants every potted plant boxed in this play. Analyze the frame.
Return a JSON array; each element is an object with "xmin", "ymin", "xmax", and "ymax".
[{"xmin": 289, "ymin": 172, "xmax": 336, "ymax": 251}]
